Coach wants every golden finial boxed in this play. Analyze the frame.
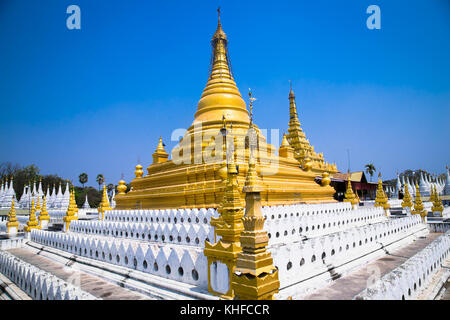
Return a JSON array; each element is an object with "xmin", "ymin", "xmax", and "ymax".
[
  {"xmin": 135, "ymin": 163, "xmax": 144, "ymax": 179},
  {"xmin": 156, "ymin": 136, "xmax": 165, "ymax": 152},
  {"xmin": 118, "ymin": 174, "xmax": 127, "ymax": 195},
  {"xmin": 248, "ymin": 88, "xmax": 256, "ymax": 126}
]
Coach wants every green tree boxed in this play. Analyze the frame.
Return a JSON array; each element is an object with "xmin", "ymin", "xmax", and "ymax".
[
  {"xmin": 96, "ymin": 174, "xmax": 105, "ymax": 191},
  {"xmin": 79, "ymin": 173, "xmax": 88, "ymax": 188},
  {"xmin": 365, "ymin": 163, "xmax": 376, "ymax": 182}
]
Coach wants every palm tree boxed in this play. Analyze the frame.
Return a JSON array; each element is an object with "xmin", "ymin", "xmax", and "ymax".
[
  {"xmin": 78, "ymin": 173, "xmax": 88, "ymax": 188},
  {"xmin": 365, "ymin": 163, "xmax": 376, "ymax": 182},
  {"xmin": 107, "ymin": 183, "xmax": 115, "ymax": 194},
  {"xmin": 96, "ymin": 174, "xmax": 105, "ymax": 191}
]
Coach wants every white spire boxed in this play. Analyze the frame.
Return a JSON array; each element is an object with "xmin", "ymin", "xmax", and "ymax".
[
  {"xmin": 48, "ymin": 184, "xmax": 56, "ymax": 208},
  {"xmin": 110, "ymin": 189, "xmax": 116, "ymax": 208},
  {"xmin": 82, "ymin": 193, "xmax": 91, "ymax": 209},
  {"xmin": 444, "ymin": 166, "xmax": 450, "ymax": 196},
  {"xmin": 60, "ymin": 181, "xmax": 70, "ymax": 209},
  {"xmin": 54, "ymin": 182, "xmax": 63, "ymax": 208}
]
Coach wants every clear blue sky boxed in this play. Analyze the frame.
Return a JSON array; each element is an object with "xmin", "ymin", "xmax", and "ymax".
[{"xmin": 0, "ymin": 0, "xmax": 449, "ymax": 187}]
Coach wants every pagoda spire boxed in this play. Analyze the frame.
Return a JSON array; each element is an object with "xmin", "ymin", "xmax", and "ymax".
[
  {"xmin": 39, "ymin": 196, "xmax": 50, "ymax": 229},
  {"xmin": 374, "ymin": 173, "xmax": 390, "ymax": 215},
  {"xmin": 401, "ymin": 181, "xmax": 413, "ymax": 214},
  {"xmin": 286, "ymin": 84, "xmax": 336, "ymax": 174},
  {"xmin": 63, "ymin": 187, "xmax": 78, "ymax": 231},
  {"xmin": 98, "ymin": 183, "xmax": 112, "ymax": 220},
  {"xmin": 412, "ymin": 182, "xmax": 427, "ymax": 221},
  {"xmin": 24, "ymin": 199, "xmax": 41, "ymax": 235},
  {"xmin": 192, "ymin": 8, "xmax": 248, "ymax": 127},
  {"xmin": 152, "ymin": 136, "xmax": 169, "ymax": 164}
]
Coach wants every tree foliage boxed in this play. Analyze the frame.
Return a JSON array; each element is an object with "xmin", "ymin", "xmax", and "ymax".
[
  {"xmin": 96, "ymin": 174, "xmax": 105, "ymax": 191},
  {"xmin": 79, "ymin": 173, "xmax": 88, "ymax": 187},
  {"xmin": 364, "ymin": 163, "xmax": 376, "ymax": 182}
]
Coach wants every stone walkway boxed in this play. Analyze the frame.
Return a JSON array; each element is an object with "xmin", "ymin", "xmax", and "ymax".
[
  {"xmin": 7, "ymin": 247, "xmax": 150, "ymax": 300},
  {"xmin": 440, "ymin": 278, "xmax": 450, "ymax": 300},
  {"xmin": 300, "ymin": 232, "xmax": 442, "ymax": 300}
]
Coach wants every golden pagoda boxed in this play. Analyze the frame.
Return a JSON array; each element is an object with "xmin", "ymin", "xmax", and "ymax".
[
  {"xmin": 115, "ymin": 10, "xmax": 337, "ymax": 210},
  {"xmin": 63, "ymin": 187, "xmax": 78, "ymax": 231},
  {"xmin": 431, "ymin": 186, "xmax": 444, "ymax": 216},
  {"xmin": 401, "ymin": 182, "xmax": 413, "ymax": 212},
  {"xmin": 232, "ymin": 141, "xmax": 280, "ymax": 300},
  {"xmin": 6, "ymin": 199, "xmax": 19, "ymax": 235},
  {"xmin": 38, "ymin": 195, "xmax": 50, "ymax": 228},
  {"xmin": 412, "ymin": 183, "xmax": 427, "ymax": 221},
  {"xmin": 35, "ymin": 194, "xmax": 41, "ymax": 212},
  {"xmin": 343, "ymin": 172, "xmax": 355, "ymax": 204},
  {"xmin": 98, "ymin": 184, "xmax": 112, "ymax": 220},
  {"xmin": 352, "ymin": 188, "xmax": 360, "ymax": 206},
  {"xmin": 429, "ymin": 185, "xmax": 436, "ymax": 203},
  {"xmin": 24, "ymin": 199, "xmax": 41, "ymax": 232},
  {"xmin": 374, "ymin": 174, "xmax": 390, "ymax": 214}
]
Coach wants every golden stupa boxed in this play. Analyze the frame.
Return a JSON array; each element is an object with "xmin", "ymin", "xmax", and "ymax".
[{"xmin": 115, "ymin": 11, "xmax": 337, "ymax": 209}]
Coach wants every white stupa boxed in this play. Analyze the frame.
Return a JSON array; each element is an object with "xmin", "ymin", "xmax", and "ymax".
[
  {"xmin": 60, "ymin": 182, "xmax": 70, "ymax": 209},
  {"xmin": 53, "ymin": 182, "xmax": 63, "ymax": 209},
  {"xmin": 110, "ymin": 189, "xmax": 116, "ymax": 208},
  {"xmin": 82, "ymin": 194, "xmax": 91, "ymax": 209},
  {"xmin": 0, "ymin": 180, "xmax": 5, "ymax": 207},
  {"xmin": 1, "ymin": 178, "xmax": 16, "ymax": 209},
  {"xmin": 47, "ymin": 184, "xmax": 56, "ymax": 208},
  {"xmin": 444, "ymin": 167, "xmax": 450, "ymax": 196}
]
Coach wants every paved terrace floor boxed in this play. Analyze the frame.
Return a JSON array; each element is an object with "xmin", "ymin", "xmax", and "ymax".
[
  {"xmin": 300, "ymin": 232, "xmax": 443, "ymax": 300},
  {"xmin": 6, "ymin": 247, "xmax": 150, "ymax": 300}
]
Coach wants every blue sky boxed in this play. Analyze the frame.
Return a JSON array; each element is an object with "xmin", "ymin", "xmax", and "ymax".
[{"xmin": 0, "ymin": 0, "xmax": 449, "ymax": 186}]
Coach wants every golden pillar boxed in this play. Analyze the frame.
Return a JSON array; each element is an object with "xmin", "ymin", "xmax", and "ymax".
[
  {"xmin": 204, "ymin": 120, "xmax": 244, "ymax": 299},
  {"xmin": 232, "ymin": 129, "xmax": 280, "ymax": 300}
]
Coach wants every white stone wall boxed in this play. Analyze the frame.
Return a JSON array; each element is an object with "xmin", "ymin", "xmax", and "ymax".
[
  {"xmin": 70, "ymin": 220, "xmax": 215, "ymax": 248},
  {"xmin": 0, "ymin": 250, "xmax": 96, "ymax": 300},
  {"xmin": 354, "ymin": 231, "xmax": 450, "ymax": 300},
  {"xmin": 104, "ymin": 208, "xmax": 219, "ymax": 225},
  {"xmin": 264, "ymin": 206, "xmax": 386, "ymax": 246},
  {"xmin": 269, "ymin": 215, "xmax": 425, "ymax": 294}
]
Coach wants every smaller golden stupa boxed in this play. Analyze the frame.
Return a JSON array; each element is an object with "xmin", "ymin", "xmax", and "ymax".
[
  {"xmin": 98, "ymin": 184, "xmax": 112, "ymax": 220},
  {"xmin": 374, "ymin": 174, "xmax": 390, "ymax": 214},
  {"xmin": 6, "ymin": 199, "xmax": 19, "ymax": 234},
  {"xmin": 412, "ymin": 183, "xmax": 427, "ymax": 221},
  {"xmin": 401, "ymin": 181, "xmax": 413, "ymax": 212},
  {"xmin": 63, "ymin": 187, "xmax": 78, "ymax": 231},
  {"xmin": 24, "ymin": 199, "xmax": 41, "ymax": 232}
]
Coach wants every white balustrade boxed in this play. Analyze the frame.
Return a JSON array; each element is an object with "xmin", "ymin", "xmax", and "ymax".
[
  {"xmin": 30, "ymin": 229, "xmax": 208, "ymax": 289},
  {"xmin": 0, "ymin": 250, "xmax": 96, "ymax": 300},
  {"xmin": 355, "ymin": 231, "xmax": 450, "ymax": 300}
]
